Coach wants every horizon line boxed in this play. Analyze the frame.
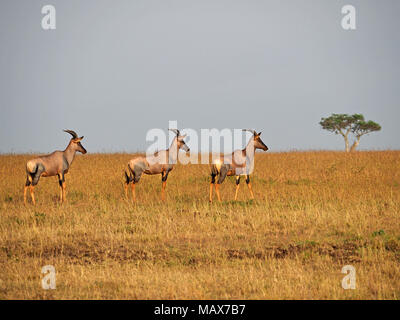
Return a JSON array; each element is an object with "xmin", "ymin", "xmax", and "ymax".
[{"xmin": 1, "ymin": 148, "xmax": 399, "ymax": 156}]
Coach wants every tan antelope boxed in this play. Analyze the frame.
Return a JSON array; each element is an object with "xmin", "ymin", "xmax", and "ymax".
[
  {"xmin": 24, "ymin": 130, "xmax": 87, "ymax": 205},
  {"xmin": 124, "ymin": 129, "xmax": 190, "ymax": 202},
  {"xmin": 209, "ymin": 129, "xmax": 268, "ymax": 202}
]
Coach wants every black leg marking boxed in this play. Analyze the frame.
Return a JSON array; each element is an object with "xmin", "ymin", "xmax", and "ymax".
[
  {"xmin": 162, "ymin": 171, "xmax": 169, "ymax": 182},
  {"xmin": 246, "ymin": 175, "xmax": 250, "ymax": 184},
  {"xmin": 211, "ymin": 173, "xmax": 216, "ymax": 184},
  {"xmin": 236, "ymin": 176, "xmax": 241, "ymax": 185},
  {"xmin": 58, "ymin": 172, "xmax": 65, "ymax": 186},
  {"xmin": 124, "ymin": 170, "xmax": 132, "ymax": 184}
]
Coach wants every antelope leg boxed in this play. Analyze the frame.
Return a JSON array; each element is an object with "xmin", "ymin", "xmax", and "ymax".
[
  {"xmin": 124, "ymin": 182, "xmax": 129, "ymax": 199},
  {"xmin": 234, "ymin": 176, "xmax": 240, "ymax": 201},
  {"xmin": 62, "ymin": 181, "xmax": 66, "ymax": 203},
  {"xmin": 246, "ymin": 175, "xmax": 255, "ymax": 199},
  {"xmin": 215, "ymin": 184, "xmax": 221, "ymax": 202},
  {"xmin": 24, "ymin": 175, "xmax": 31, "ymax": 205},
  {"xmin": 131, "ymin": 183, "xmax": 136, "ymax": 202},
  {"xmin": 24, "ymin": 186, "xmax": 28, "ymax": 205},
  {"xmin": 58, "ymin": 174, "xmax": 63, "ymax": 203},
  {"xmin": 161, "ymin": 181, "xmax": 167, "ymax": 201},
  {"xmin": 209, "ymin": 173, "xmax": 216, "ymax": 202},
  {"xmin": 161, "ymin": 171, "xmax": 169, "ymax": 201},
  {"xmin": 29, "ymin": 186, "xmax": 36, "ymax": 205}
]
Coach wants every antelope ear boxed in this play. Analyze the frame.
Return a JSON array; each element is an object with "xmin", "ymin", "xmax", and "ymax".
[
  {"xmin": 80, "ymin": 136, "xmax": 84, "ymax": 140},
  {"xmin": 257, "ymin": 131, "xmax": 262, "ymax": 136},
  {"xmin": 74, "ymin": 137, "xmax": 83, "ymax": 142}
]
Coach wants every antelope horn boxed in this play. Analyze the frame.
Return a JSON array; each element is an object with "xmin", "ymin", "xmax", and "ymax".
[
  {"xmin": 64, "ymin": 129, "xmax": 79, "ymax": 139},
  {"xmin": 169, "ymin": 129, "xmax": 180, "ymax": 136},
  {"xmin": 242, "ymin": 129, "xmax": 257, "ymax": 136}
]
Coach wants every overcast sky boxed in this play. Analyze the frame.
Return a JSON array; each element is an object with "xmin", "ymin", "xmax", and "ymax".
[{"xmin": 0, "ymin": 0, "xmax": 399, "ymax": 153}]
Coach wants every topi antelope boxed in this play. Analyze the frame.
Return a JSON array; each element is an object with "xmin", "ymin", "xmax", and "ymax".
[
  {"xmin": 209, "ymin": 129, "xmax": 268, "ymax": 202},
  {"xmin": 124, "ymin": 129, "xmax": 190, "ymax": 202},
  {"xmin": 24, "ymin": 130, "xmax": 87, "ymax": 205}
]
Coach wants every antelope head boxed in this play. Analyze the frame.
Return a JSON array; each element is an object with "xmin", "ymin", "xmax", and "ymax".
[
  {"xmin": 169, "ymin": 129, "xmax": 190, "ymax": 152},
  {"xmin": 243, "ymin": 129, "xmax": 268, "ymax": 151},
  {"xmin": 64, "ymin": 130, "xmax": 87, "ymax": 154}
]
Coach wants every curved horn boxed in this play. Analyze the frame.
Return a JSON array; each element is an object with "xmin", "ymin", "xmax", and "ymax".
[
  {"xmin": 169, "ymin": 129, "xmax": 180, "ymax": 136},
  {"xmin": 242, "ymin": 129, "xmax": 257, "ymax": 136},
  {"xmin": 64, "ymin": 129, "xmax": 78, "ymax": 139}
]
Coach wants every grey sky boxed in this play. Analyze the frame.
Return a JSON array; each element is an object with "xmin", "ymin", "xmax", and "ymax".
[{"xmin": 0, "ymin": 0, "xmax": 399, "ymax": 153}]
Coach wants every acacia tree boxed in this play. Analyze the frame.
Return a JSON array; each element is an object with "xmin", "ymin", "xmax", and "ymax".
[{"xmin": 319, "ymin": 113, "xmax": 381, "ymax": 152}]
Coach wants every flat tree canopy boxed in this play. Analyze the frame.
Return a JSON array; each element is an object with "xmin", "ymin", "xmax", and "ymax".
[{"xmin": 319, "ymin": 113, "xmax": 381, "ymax": 151}]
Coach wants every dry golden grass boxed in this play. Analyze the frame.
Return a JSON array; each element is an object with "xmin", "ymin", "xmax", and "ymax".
[{"xmin": 0, "ymin": 151, "xmax": 399, "ymax": 299}]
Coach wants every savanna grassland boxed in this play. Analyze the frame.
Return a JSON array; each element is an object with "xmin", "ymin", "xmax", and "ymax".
[{"xmin": 0, "ymin": 151, "xmax": 399, "ymax": 299}]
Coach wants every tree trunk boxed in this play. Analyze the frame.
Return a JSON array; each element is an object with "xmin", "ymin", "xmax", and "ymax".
[
  {"xmin": 344, "ymin": 135, "xmax": 350, "ymax": 152},
  {"xmin": 350, "ymin": 137, "xmax": 360, "ymax": 152},
  {"xmin": 340, "ymin": 129, "xmax": 351, "ymax": 152}
]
